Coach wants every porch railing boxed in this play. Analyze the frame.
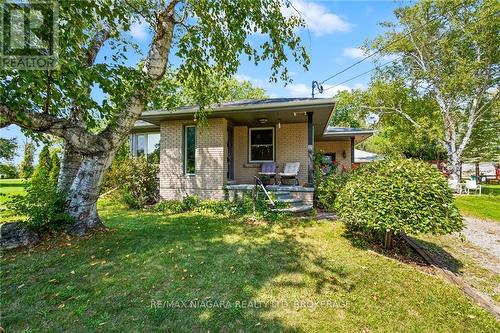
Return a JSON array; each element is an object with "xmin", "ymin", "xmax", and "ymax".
[{"xmin": 254, "ymin": 176, "xmax": 275, "ymax": 207}]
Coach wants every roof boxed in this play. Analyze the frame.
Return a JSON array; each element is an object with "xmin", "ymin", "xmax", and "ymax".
[
  {"xmin": 146, "ymin": 98, "xmax": 328, "ymax": 113},
  {"xmin": 354, "ymin": 149, "xmax": 380, "ymax": 163},
  {"xmin": 135, "ymin": 98, "xmax": 375, "ymax": 141},
  {"xmin": 322, "ymin": 127, "xmax": 375, "ymax": 143},
  {"xmin": 145, "ymin": 98, "xmax": 325, "ymax": 115}
]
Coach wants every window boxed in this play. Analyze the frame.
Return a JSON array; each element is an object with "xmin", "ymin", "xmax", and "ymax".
[
  {"xmin": 249, "ymin": 127, "xmax": 274, "ymax": 163},
  {"xmin": 136, "ymin": 134, "xmax": 145, "ymax": 157},
  {"xmin": 184, "ymin": 125, "xmax": 196, "ymax": 174},
  {"xmin": 132, "ymin": 133, "xmax": 160, "ymax": 161},
  {"xmin": 147, "ymin": 133, "xmax": 160, "ymax": 161}
]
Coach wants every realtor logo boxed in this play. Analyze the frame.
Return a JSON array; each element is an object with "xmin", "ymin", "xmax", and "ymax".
[{"xmin": 0, "ymin": 0, "xmax": 58, "ymax": 69}]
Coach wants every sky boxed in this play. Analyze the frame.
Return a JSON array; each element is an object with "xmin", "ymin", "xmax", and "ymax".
[{"xmin": 1, "ymin": 0, "xmax": 411, "ymax": 164}]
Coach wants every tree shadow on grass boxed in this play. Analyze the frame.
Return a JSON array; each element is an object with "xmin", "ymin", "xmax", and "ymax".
[
  {"xmin": 341, "ymin": 227, "xmax": 463, "ymax": 273},
  {"xmin": 1, "ymin": 209, "xmax": 350, "ymax": 333},
  {"xmin": 411, "ymin": 237, "xmax": 464, "ymax": 273}
]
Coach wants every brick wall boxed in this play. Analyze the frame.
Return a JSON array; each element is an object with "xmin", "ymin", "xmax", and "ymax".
[
  {"xmin": 233, "ymin": 123, "xmax": 309, "ymax": 185},
  {"xmin": 159, "ymin": 118, "xmax": 227, "ymax": 200},
  {"xmin": 315, "ymin": 140, "xmax": 352, "ymax": 169}
]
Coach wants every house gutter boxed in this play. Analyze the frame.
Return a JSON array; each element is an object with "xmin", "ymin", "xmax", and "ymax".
[{"xmin": 142, "ymin": 98, "xmax": 336, "ymax": 117}]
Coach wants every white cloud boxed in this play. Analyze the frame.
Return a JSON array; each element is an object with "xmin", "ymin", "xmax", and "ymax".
[
  {"xmin": 322, "ymin": 84, "xmax": 352, "ymax": 96},
  {"xmin": 284, "ymin": 0, "xmax": 352, "ymax": 36},
  {"xmin": 128, "ymin": 19, "xmax": 149, "ymax": 40},
  {"xmin": 352, "ymin": 83, "xmax": 366, "ymax": 90},
  {"xmin": 234, "ymin": 74, "xmax": 267, "ymax": 88},
  {"xmin": 342, "ymin": 47, "xmax": 366, "ymax": 59},
  {"xmin": 286, "ymin": 83, "xmax": 311, "ymax": 97}
]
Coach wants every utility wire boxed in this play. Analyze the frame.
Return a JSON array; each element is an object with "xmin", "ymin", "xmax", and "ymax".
[
  {"xmin": 318, "ymin": 1, "xmax": 466, "ymax": 85},
  {"xmin": 322, "ymin": 56, "xmax": 402, "ymax": 93},
  {"xmin": 321, "ymin": 7, "xmax": 497, "ymax": 95}
]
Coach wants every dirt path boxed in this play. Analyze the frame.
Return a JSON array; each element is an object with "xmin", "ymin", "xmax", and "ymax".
[{"xmin": 462, "ymin": 217, "xmax": 500, "ymax": 274}]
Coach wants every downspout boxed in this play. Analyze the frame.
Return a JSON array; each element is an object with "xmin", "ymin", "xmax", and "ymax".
[{"xmin": 351, "ymin": 137, "xmax": 355, "ymax": 167}]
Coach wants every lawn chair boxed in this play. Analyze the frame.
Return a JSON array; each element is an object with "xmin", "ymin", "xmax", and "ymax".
[
  {"xmin": 279, "ymin": 162, "xmax": 300, "ymax": 186},
  {"xmin": 448, "ymin": 179, "xmax": 462, "ymax": 194},
  {"xmin": 258, "ymin": 162, "xmax": 277, "ymax": 185},
  {"xmin": 465, "ymin": 179, "xmax": 481, "ymax": 195}
]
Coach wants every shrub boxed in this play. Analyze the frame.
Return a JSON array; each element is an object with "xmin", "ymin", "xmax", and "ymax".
[
  {"xmin": 156, "ymin": 199, "xmax": 184, "ymax": 214},
  {"xmin": 105, "ymin": 157, "xmax": 159, "ymax": 209},
  {"xmin": 7, "ymin": 178, "xmax": 71, "ymax": 230},
  {"xmin": 32, "ymin": 145, "xmax": 52, "ymax": 182},
  {"xmin": 155, "ymin": 192, "xmax": 288, "ymax": 222},
  {"xmin": 181, "ymin": 195, "xmax": 200, "ymax": 211},
  {"xmin": 314, "ymin": 152, "xmax": 350, "ymax": 211},
  {"xmin": 0, "ymin": 163, "xmax": 18, "ymax": 179},
  {"xmin": 49, "ymin": 151, "xmax": 61, "ymax": 185},
  {"xmin": 155, "ymin": 196, "xmax": 201, "ymax": 213},
  {"xmin": 335, "ymin": 159, "xmax": 463, "ymax": 248},
  {"xmin": 195, "ymin": 200, "xmax": 232, "ymax": 215},
  {"xmin": 19, "ymin": 142, "xmax": 35, "ymax": 179}
]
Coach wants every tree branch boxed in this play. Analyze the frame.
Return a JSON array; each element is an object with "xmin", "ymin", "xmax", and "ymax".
[
  {"xmin": 362, "ymin": 105, "xmax": 422, "ymax": 128},
  {"xmin": 362, "ymin": 104, "xmax": 447, "ymax": 146},
  {"xmin": 85, "ymin": 27, "xmax": 111, "ymax": 66},
  {"xmin": 0, "ymin": 105, "xmax": 111, "ymax": 154},
  {"xmin": 100, "ymin": 2, "xmax": 177, "ymax": 146}
]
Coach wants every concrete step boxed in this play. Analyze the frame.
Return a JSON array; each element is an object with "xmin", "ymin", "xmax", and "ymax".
[
  {"xmin": 271, "ymin": 204, "xmax": 313, "ymax": 214},
  {"xmin": 274, "ymin": 191, "xmax": 291, "ymax": 196},
  {"xmin": 275, "ymin": 197, "xmax": 303, "ymax": 206}
]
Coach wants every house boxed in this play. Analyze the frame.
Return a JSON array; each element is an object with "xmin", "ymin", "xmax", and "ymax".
[
  {"xmin": 132, "ymin": 98, "xmax": 374, "ymax": 207},
  {"xmin": 354, "ymin": 149, "xmax": 380, "ymax": 164}
]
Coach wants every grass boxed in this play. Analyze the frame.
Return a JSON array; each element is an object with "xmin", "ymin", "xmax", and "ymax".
[
  {"xmin": 454, "ymin": 184, "xmax": 500, "ymax": 222},
  {"xmin": 415, "ymin": 232, "xmax": 500, "ymax": 303},
  {"xmin": 1, "ymin": 199, "xmax": 499, "ymax": 332},
  {"xmin": 0, "ymin": 179, "xmax": 27, "ymax": 223}
]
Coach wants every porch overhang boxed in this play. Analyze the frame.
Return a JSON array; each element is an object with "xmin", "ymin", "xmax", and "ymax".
[
  {"xmin": 139, "ymin": 98, "xmax": 336, "ymax": 141},
  {"xmin": 320, "ymin": 127, "xmax": 375, "ymax": 143}
]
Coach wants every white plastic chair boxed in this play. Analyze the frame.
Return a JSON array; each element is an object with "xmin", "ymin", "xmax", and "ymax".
[
  {"xmin": 448, "ymin": 179, "xmax": 461, "ymax": 194},
  {"xmin": 465, "ymin": 180, "xmax": 481, "ymax": 195},
  {"xmin": 279, "ymin": 162, "xmax": 300, "ymax": 186}
]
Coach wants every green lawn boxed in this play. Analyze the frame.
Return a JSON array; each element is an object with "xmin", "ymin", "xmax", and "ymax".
[
  {"xmin": 0, "ymin": 179, "xmax": 27, "ymax": 223},
  {"xmin": 454, "ymin": 184, "xmax": 500, "ymax": 222},
  {"xmin": 1, "ymin": 200, "xmax": 498, "ymax": 332}
]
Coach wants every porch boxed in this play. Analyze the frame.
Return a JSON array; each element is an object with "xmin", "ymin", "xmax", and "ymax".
[{"xmin": 224, "ymin": 183, "xmax": 315, "ymax": 208}]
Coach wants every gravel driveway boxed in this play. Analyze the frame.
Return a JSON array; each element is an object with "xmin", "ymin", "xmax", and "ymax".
[{"xmin": 462, "ymin": 217, "xmax": 500, "ymax": 273}]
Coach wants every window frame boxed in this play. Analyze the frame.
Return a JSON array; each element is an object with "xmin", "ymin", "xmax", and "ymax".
[
  {"xmin": 248, "ymin": 127, "xmax": 275, "ymax": 163},
  {"xmin": 131, "ymin": 132, "xmax": 160, "ymax": 158},
  {"xmin": 184, "ymin": 125, "xmax": 196, "ymax": 175},
  {"xmin": 135, "ymin": 134, "xmax": 146, "ymax": 157}
]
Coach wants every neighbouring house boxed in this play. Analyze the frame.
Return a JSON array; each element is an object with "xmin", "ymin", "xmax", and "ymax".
[
  {"xmin": 354, "ymin": 149, "xmax": 380, "ymax": 164},
  {"xmin": 132, "ymin": 98, "xmax": 374, "ymax": 208}
]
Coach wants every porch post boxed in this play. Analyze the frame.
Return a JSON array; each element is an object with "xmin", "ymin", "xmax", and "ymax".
[
  {"xmin": 307, "ymin": 112, "xmax": 314, "ymax": 186},
  {"xmin": 351, "ymin": 137, "xmax": 355, "ymax": 166}
]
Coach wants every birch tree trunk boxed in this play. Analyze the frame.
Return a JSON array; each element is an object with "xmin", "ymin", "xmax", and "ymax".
[
  {"xmin": 64, "ymin": 8, "xmax": 175, "ymax": 235},
  {"xmin": 58, "ymin": 142, "xmax": 83, "ymax": 194},
  {"xmin": 447, "ymin": 151, "xmax": 461, "ymax": 182},
  {"xmin": 66, "ymin": 152, "xmax": 115, "ymax": 235}
]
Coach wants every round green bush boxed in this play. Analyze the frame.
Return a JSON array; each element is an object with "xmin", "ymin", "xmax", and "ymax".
[{"xmin": 335, "ymin": 159, "xmax": 463, "ymax": 236}]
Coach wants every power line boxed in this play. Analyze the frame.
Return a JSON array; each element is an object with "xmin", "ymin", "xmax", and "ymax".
[
  {"xmin": 320, "ymin": 7, "xmax": 497, "ymax": 95},
  {"xmin": 322, "ymin": 56, "xmax": 402, "ymax": 93},
  {"xmin": 318, "ymin": 1, "xmax": 466, "ymax": 86}
]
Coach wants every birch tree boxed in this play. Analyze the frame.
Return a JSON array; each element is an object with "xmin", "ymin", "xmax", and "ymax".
[
  {"xmin": 0, "ymin": 0, "xmax": 308, "ymax": 235},
  {"xmin": 360, "ymin": 0, "xmax": 499, "ymax": 181}
]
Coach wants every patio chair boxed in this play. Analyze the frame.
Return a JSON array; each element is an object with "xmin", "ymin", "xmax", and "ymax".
[
  {"xmin": 448, "ymin": 179, "xmax": 462, "ymax": 194},
  {"xmin": 258, "ymin": 162, "xmax": 277, "ymax": 185},
  {"xmin": 278, "ymin": 162, "xmax": 300, "ymax": 186},
  {"xmin": 465, "ymin": 179, "xmax": 481, "ymax": 195}
]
